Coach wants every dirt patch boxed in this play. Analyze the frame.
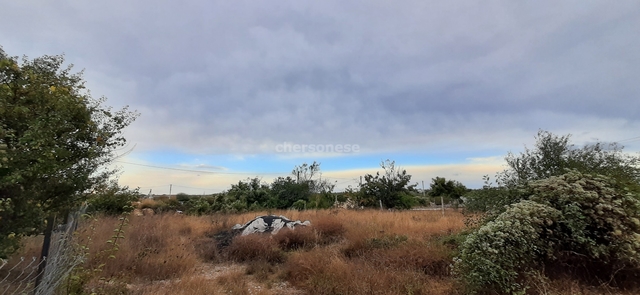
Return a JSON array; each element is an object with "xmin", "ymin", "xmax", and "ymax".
[{"xmin": 126, "ymin": 262, "xmax": 305, "ymax": 295}]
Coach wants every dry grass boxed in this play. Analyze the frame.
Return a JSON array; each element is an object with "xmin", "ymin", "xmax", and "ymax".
[
  {"xmin": 226, "ymin": 234, "xmax": 285, "ymax": 263},
  {"xmin": 8, "ymin": 208, "xmax": 637, "ymax": 295}
]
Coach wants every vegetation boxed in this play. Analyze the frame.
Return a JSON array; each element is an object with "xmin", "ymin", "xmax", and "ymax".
[
  {"xmin": 86, "ymin": 181, "xmax": 140, "ymax": 215},
  {"xmin": 0, "ymin": 47, "xmax": 138, "ymax": 258},
  {"xmin": 3, "ymin": 209, "xmax": 466, "ymax": 295},
  {"xmin": 161, "ymin": 159, "xmax": 426, "ymax": 214},
  {"xmin": 457, "ymin": 130, "xmax": 640, "ymax": 294},
  {"xmin": 4, "ymin": 66, "xmax": 639, "ymax": 295},
  {"xmin": 429, "ymin": 176, "xmax": 468, "ymax": 204},
  {"xmin": 498, "ymin": 130, "xmax": 640, "ymax": 189},
  {"xmin": 356, "ymin": 159, "xmax": 418, "ymax": 209},
  {"xmin": 465, "ymin": 130, "xmax": 640, "ymax": 215},
  {"xmin": 7, "ymin": 205, "xmax": 637, "ymax": 295}
]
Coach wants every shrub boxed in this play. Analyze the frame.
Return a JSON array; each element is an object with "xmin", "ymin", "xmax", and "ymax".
[
  {"xmin": 292, "ymin": 199, "xmax": 306, "ymax": 210},
  {"xmin": 186, "ymin": 198, "xmax": 212, "ymax": 216},
  {"xmin": 176, "ymin": 193, "xmax": 191, "ymax": 202},
  {"xmin": 157, "ymin": 198, "xmax": 183, "ymax": 212},
  {"xmin": 454, "ymin": 201, "xmax": 561, "ymax": 294},
  {"xmin": 528, "ymin": 171, "xmax": 640, "ymax": 275},
  {"xmin": 455, "ymin": 171, "xmax": 640, "ymax": 294},
  {"xmin": 87, "ymin": 182, "xmax": 139, "ymax": 215}
]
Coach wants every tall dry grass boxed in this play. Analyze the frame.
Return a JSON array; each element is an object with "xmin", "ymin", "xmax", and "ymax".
[{"xmin": 7, "ymin": 208, "xmax": 635, "ymax": 295}]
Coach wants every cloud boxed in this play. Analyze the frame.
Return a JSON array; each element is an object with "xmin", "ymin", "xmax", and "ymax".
[{"xmin": 2, "ymin": 0, "xmax": 639, "ymax": 177}]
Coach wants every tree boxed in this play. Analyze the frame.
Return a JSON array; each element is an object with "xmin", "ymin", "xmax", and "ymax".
[
  {"xmin": 291, "ymin": 161, "xmax": 336, "ymax": 194},
  {"xmin": 86, "ymin": 180, "xmax": 140, "ymax": 215},
  {"xmin": 498, "ymin": 130, "xmax": 640, "ymax": 189},
  {"xmin": 224, "ymin": 177, "xmax": 271, "ymax": 210},
  {"xmin": 269, "ymin": 162, "xmax": 335, "ymax": 209},
  {"xmin": 269, "ymin": 176, "xmax": 310, "ymax": 209},
  {"xmin": 466, "ymin": 130, "xmax": 640, "ymax": 214},
  {"xmin": 429, "ymin": 177, "xmax": 468, "ymax": 200},
  {"xmin": 358, "ymin": 160, "xmax": 417, "ymax": 209},
  {"xmin": 0, "ymin": 47, "xmax": 138, "ymax": 257}
]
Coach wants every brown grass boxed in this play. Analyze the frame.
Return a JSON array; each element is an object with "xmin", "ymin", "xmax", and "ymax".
[
  {"xmin": 8, "ymin": 208, "xmax": 636, "ymax": 295},
  {"xmin": 273, "ymin": 226, "xmax": 317, "ymax": 251},
  {"xmin": 226, "ymin": 234, "xmax": 285, "ymax": 263}
]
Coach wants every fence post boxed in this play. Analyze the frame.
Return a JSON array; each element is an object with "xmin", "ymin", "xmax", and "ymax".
[{"xmin": 35, "ymin": 215, "xmax": 55, "ymax": 290}]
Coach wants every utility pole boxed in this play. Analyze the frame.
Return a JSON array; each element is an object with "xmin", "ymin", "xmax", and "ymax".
[
  {"xmin": 421, "ymin": 181, "xmax": 425, "ymax": 197},
  {"xmin": 441, "ymin": 196, "xmax": 445, "ymax": 216},
  {"xmin": 360, "ymin": 176, "xmax": 362, "ymax": 186},
  {"xmin": 169, "ymin": 184, "xmax": 172, "ymax": 198}
]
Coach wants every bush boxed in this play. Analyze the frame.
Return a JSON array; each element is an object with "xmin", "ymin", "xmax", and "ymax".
[
  {"xmin": 307, "ymin": 194, "xmax": 334, "ymax": 209},
  {"xmin": 454, "ymin": 171, "xmax": 640, "ymax": 294},
  {"xmin": 528, "ymin": 171, "xmax": 640, "ymax": 272},
  {"xmin": 186, "ymin": 198, "xmax": 212, "ymax": 215},
  {"xmin": 454, "ymin": 201, "xmax": 561, "ymax": 294},
  {"xmin": 176, "ymin": 193, "xmax": 191, "ymax": 202},
  {"xmin": 292, "ymin": 199, "xmax": 306, "ymax": 210},
  {"xmin": 156, "ymin": 198, "xmax": 183, "ymax": 212},
  {"xmin": 87, "ymin": 182, "xmax": 139, "ymax": 215}
]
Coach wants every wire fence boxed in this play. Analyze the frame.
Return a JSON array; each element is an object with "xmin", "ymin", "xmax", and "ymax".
[{"xmin": 0, "ymin": 207, "xmax": 86, "ymax": 295}]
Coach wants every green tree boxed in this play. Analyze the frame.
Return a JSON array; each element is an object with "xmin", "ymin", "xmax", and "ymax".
[
  {"xmin": 291, "ymin": 161, "xmax": 336, "ymax": 194},
  {"xmin": 429, "ymin": 176, "xmax": 467, "ymax": 200},
  {"xmin": 87, "ymin": 181, "xmax": 140, "ymax": 215},
  {"xmin": 0, "ymin": 47, "xmax": 138, "ymax": 257},
  {"xmin": 466, "ymin": 130, "xmax": 640, "ymax": 215},
  {"xmin": 269, "ymin": 176, "xmax": 310, "ymax": 209},
  {"xmin": 498, "ymin": 130, "xmax": 640, "ymax": 189},
  {"xmin": 268, "ymin": 162, "xmax": 336, "ymax": 209},
  {"xmin": 225, "ymin": 177, "xmax": 271, "ymax": 210},
  {"xmin": 358, "ymin": 160, "xmax": 417, "ymax": 209}
]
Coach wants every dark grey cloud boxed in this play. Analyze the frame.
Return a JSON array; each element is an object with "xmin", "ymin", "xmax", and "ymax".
[{"xmin": 2, "ymin": 0, "xmax": 639, "ymax": 155}]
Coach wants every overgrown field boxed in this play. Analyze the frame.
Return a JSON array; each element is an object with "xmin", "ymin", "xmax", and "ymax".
[{"xmin": 4, "ymin": 208, "xmax": 640, "ymax": 295}]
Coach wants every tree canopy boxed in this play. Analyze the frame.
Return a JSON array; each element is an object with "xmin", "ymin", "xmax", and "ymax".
[
  {"xmin": 498, "ymin": 130, "xmax": 640, "ymax": 189},
  {"xmin": 0, "ymin": 47, "xmax": 138, "ymax": 257},
  {"xmin": 358, "ymin": 160, "xmax": 417, "ymax": 209},
  {"xmin": 429, "ymin": 176, "xmax": 467, "ymax": 200}
]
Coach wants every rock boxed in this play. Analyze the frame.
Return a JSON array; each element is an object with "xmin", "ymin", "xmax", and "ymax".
[
  {"xmin": 213, "ymin": 215, "xmax": 311, "ymax": 250},
  {"xmin": 133, "ymin": 209, "xmax": 144, "ymax": 216},
  {"xmin": 142, "ymin": 208, "xmax": 155, "ymax": 216},
  {"xmin": 232, "ymin": 215, "xmax": 311, "ymax": 236}
]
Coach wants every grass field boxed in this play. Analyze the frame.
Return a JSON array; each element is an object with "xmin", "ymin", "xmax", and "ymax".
[{"xmin": 4, "ymin": 208, "xmax": 638, "ymax": 294}]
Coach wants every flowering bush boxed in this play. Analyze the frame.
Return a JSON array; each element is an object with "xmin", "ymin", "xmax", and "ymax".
[
  {"xmin": 455, "ymin": 201, "xmax": 561, "ymax": 294},
  {"xmin": 455, "ymin": 171, "xmax": 640, "ymax": 294}
]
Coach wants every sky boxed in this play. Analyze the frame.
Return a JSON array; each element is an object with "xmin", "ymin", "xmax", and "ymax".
[{"xmin": 1, "ymin": 1, "xmax": 639, "ymax": 194}]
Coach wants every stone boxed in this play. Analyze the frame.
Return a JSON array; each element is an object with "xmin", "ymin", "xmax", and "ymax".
[{"xmin": 232, "ymin": 215, "xmax": 311, "ymax": 236}]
